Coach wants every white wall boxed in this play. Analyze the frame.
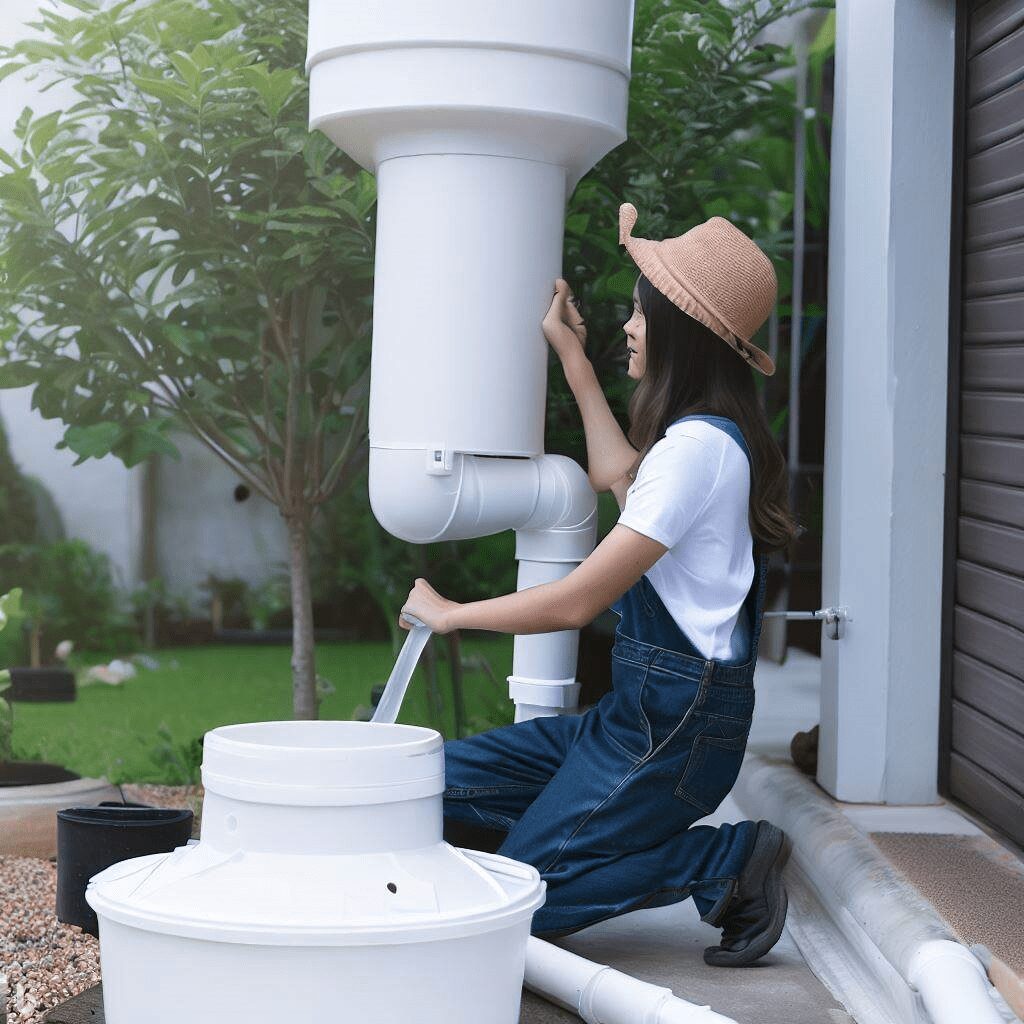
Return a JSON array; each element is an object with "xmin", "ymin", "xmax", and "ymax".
[
  {"xmin": 154, "ymin": 434, "xmax": 289, "ymax": 606},
  {"xmin": 818, "ymin": 0, "xmax": 956, "ymax": 804}
]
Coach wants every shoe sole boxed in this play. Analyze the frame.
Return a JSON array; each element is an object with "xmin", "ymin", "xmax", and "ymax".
[{"xmin": 704, "ymin": 822, "xmax": 791, "ymax": 967}]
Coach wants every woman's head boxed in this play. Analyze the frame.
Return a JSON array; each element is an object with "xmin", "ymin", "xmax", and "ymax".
[{"xmin": 624, "ymin": 274, "xmax": 799, "ymax": 554}]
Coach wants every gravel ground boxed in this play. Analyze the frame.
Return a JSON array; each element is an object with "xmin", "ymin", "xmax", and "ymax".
[
  {"xmin": 0, "ymin": 856, "xmax": 99, "ymax": 1023},
  {"xmin": 1, "ymin": 785, "xmax": 204, "ymax": 1023}
]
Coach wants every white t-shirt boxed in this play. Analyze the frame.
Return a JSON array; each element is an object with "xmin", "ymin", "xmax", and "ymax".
[{"xmin": 616, "ymin": 419, "xmax": 755, "ymax": 661}]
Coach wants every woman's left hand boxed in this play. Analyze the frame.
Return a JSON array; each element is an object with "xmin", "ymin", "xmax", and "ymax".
[{"xmin": 400, "ymin": 578, "xmax": 459, "ymax": 634}]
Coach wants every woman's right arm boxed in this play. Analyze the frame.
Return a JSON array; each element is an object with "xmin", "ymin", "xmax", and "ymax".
[
  {"xmin": 542, "ymin": 279, "xmax": 639, "ymax": 501},
  {"xmin": 562, "ymin": 352, "xmax": 638, "ymax": 503}
]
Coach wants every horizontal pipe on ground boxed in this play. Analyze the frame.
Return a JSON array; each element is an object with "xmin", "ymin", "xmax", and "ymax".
[
  {"xmin": 525, "ymin": 938, "xmax": 738, "ymax": 1024},
  {"xmin": 733, "ymin": 755, "xmax": 1005, "ymax": 1024}
]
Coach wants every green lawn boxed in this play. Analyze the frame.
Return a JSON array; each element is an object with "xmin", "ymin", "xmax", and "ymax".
[{"xmin": 10, "ymin": 637, "xmax": 514, "ymax": 784}]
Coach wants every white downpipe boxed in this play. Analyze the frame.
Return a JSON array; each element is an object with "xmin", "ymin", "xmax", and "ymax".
[
  {"xmin": 907, "ymin": 941, "xmax": 1005, "ymax": 1024},
  {"xmin": 525, "ymin": 938, "xmax": 738, "ymax": 1024},
  {"xmin": 308, "ymin": 0, "xmax": 631, "ymax": 717}
]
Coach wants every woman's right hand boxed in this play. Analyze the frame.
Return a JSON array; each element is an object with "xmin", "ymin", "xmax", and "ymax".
[{"xmin": 542, "ymin": 278, "xmax": 588, "ymax": 363}]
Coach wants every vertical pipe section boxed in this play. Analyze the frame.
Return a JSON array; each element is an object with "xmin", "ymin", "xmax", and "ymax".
[
  {"xmin": 371, "ymin": 153, "xmax": 565, "ymax": 458},
  {"xmin": 509, "ymin": 560, "xmax": 583, "ymax": 721}
]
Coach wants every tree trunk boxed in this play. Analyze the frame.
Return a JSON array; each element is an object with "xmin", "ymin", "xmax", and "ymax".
[
  {"xmin": 285, "ymin": 514, "xmax": 318, "ymax": 720},
  {"xmin": 29, "ymin": 623, "xmax": 41, "ymax": 669},
  {"xmin": 140, "ymin": 457, "xmax": 159, "ymax": 649}
]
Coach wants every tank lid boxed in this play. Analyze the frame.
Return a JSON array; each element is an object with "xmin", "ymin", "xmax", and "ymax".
[
  {"xmin": 87, "ymin": 844, "xmax": 544, "ymax": 946},
  {"xmin": 201, "ymin": 721, "xmax": 444, "ymax": 806}
]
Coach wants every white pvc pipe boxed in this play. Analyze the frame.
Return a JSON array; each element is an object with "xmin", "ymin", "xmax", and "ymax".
[
  {"xmin": 525, "ymin": 938, "xmax": 738, "ymax": 1024},
  {"xmin": 907, "ymin": 941, "xmax": 1005, "ymax": 1024},
  {"xmin": 371, "ymin": 154, "xmax": 562, "ymax": 458},
  {"xmin": 734, "ymin": 757, "xmax": 1008, "ymax": 1024}
]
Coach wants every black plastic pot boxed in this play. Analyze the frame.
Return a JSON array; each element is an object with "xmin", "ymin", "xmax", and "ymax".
[
  {"xmin": 0, "ymin": 760, "xmax": 79, "ymax": 787},
  {"xmin": 56, "ymin": 805, "xmax": 194, "ymax": 936},
  {"xmin": 9, "ymin": 667, "xmax": 76, "ymax": 702}
]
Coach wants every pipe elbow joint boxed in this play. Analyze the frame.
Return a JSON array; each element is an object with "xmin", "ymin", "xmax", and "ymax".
[
  {"xmin": 368, "ymin": 446, "xmax": 543, "ymax": 544},
  {"xmin": 369, "ymin": 447, "xmax": 597, "ymax": 556},
  {"xmin": 368, "ymin": 447, "xmax": 462, "ymax": 543},
  {"xmin": 516, "ymin": 454, "xmax": 598, "ymax": 563}
]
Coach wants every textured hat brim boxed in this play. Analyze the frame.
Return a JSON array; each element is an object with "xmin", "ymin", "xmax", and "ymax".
[{"xmin": 619, "ymin": 203, "xmax": 777, "ymax": 377}]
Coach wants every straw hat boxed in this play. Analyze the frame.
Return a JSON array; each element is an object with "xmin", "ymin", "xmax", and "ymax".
[{"xmin": 619, "ymin": 203, "xmax": 777, "ymax": 376}]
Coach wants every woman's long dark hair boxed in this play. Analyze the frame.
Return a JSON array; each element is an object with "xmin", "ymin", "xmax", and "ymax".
[{"xmin": 627, "ymin": 274, "xmax": 799, "ymax": 554}]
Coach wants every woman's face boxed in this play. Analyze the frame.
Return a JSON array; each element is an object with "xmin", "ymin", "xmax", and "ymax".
[{"xmin": 623, "ymin": 281, "xmax": 647, "ymax": 379}]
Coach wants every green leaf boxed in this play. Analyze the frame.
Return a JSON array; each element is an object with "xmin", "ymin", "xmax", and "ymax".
[
  {"xmin": 0, "ymin": 61, "xmax": 26, "ymax": 86},
  {"xmin": 113, "ymin": 421, "xmax": 180, "ymax": 467},
  {"xmin": 604, "ymin": 268, "xmax": 638, "ymax": 299},
  {"xmin": 63, "ymin": 422, "xmax": 121, "ymax": 462},
  {"xmin": 130, "ymin": 73, "xmax": 195, "ymax": 108},
  {"xmin": 565, "ymin": 213, "xmax": 590, "ymax": 235},
  {"xmin": 0, "ymin": 362, "xmax": 39, "ymax": 388},
  {"xmin": 168, "ymin": 52, "xmax": 202, "ymax": 92},
  {"xmin": 27, "ymin": 110, "xmax": 62, "ymax": 157}
]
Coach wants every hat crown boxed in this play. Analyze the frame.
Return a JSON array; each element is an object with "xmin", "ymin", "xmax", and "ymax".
[{"xmin": 666, "ymin": 216, "xmax": 777, "ymax": 342}]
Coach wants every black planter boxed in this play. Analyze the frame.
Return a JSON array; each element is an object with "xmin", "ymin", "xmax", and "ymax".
[
  {"xmin": 9, "ymin": 666, "xmax": 76, "ymax": 702},
  {"xmin": 56, "ymin": 805, "xmax": 194, "ymax": 936},
  {"xmin": 0, "ymin": 760, "xmax": 79, "ymax": 787}
]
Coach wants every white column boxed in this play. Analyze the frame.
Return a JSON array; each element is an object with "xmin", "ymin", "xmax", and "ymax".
[{"xmin": 818, "ymin": 0, "xmax": 956, "ymax": 804}]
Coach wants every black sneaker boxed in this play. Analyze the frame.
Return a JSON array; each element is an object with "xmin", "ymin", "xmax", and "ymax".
[{"xmin": 703, "ymin": 820, "xmax": 791, "ymax": 967}]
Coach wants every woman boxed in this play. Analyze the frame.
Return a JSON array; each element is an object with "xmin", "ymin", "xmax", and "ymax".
[{"xmin": 399, "ymin": 203, "xmax": 799, "ymax": 967}]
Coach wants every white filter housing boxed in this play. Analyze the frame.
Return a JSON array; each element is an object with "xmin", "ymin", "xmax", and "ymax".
[
  {"xmin": 87, "ymin": 722, "xmax": 544, "ymax": 1024},
  {"xmin": 307, "ymin": 1, "xmax": 634, "ymax": 718},
  {"xmin": 308, "ymin": 0, "xmax": 631, "ymax": 456}
]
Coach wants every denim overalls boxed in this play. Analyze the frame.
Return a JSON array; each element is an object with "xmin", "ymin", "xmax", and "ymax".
[{"xmin": 443, "ymin": 414, "xmax": 769, "ymax": 936}]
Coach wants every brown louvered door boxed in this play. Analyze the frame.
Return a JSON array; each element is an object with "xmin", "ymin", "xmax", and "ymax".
[{"xmin": 942, "ymin": 0, "xmax": 1024, "ymax": 846}]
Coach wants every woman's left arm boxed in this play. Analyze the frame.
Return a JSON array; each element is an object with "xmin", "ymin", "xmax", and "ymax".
[{"xmin": 400, "ymin": 525, "xmax": 667, "ymax": 635}]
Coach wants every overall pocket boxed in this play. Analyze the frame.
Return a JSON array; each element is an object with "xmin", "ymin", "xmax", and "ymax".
[
  {"xmin": 674, "ymin": 711, "xmax": 752, "ymax": 815},
  {"xmin": 638, "ymin": 661, "xmax": 703, "ymax": 753}
]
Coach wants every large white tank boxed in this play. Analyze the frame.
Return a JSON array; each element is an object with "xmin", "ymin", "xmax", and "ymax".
[
  {"xmin": 307, "ymin": 0, "xmax": 634, "ymax": 457},
  {"xmin": 87, "ymin": 722, "xmax": 544, "ymax": 1024}
]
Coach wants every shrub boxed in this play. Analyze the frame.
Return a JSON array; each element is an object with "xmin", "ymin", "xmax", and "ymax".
[{"xmin": 0, "ymin": 540, "xmax": 134, "ymax": 662}]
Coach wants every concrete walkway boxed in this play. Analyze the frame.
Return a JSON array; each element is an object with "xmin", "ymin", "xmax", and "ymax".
[{"xmin": 521, "ymin": 650, "xmax": 851, "ymax": 1024}]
